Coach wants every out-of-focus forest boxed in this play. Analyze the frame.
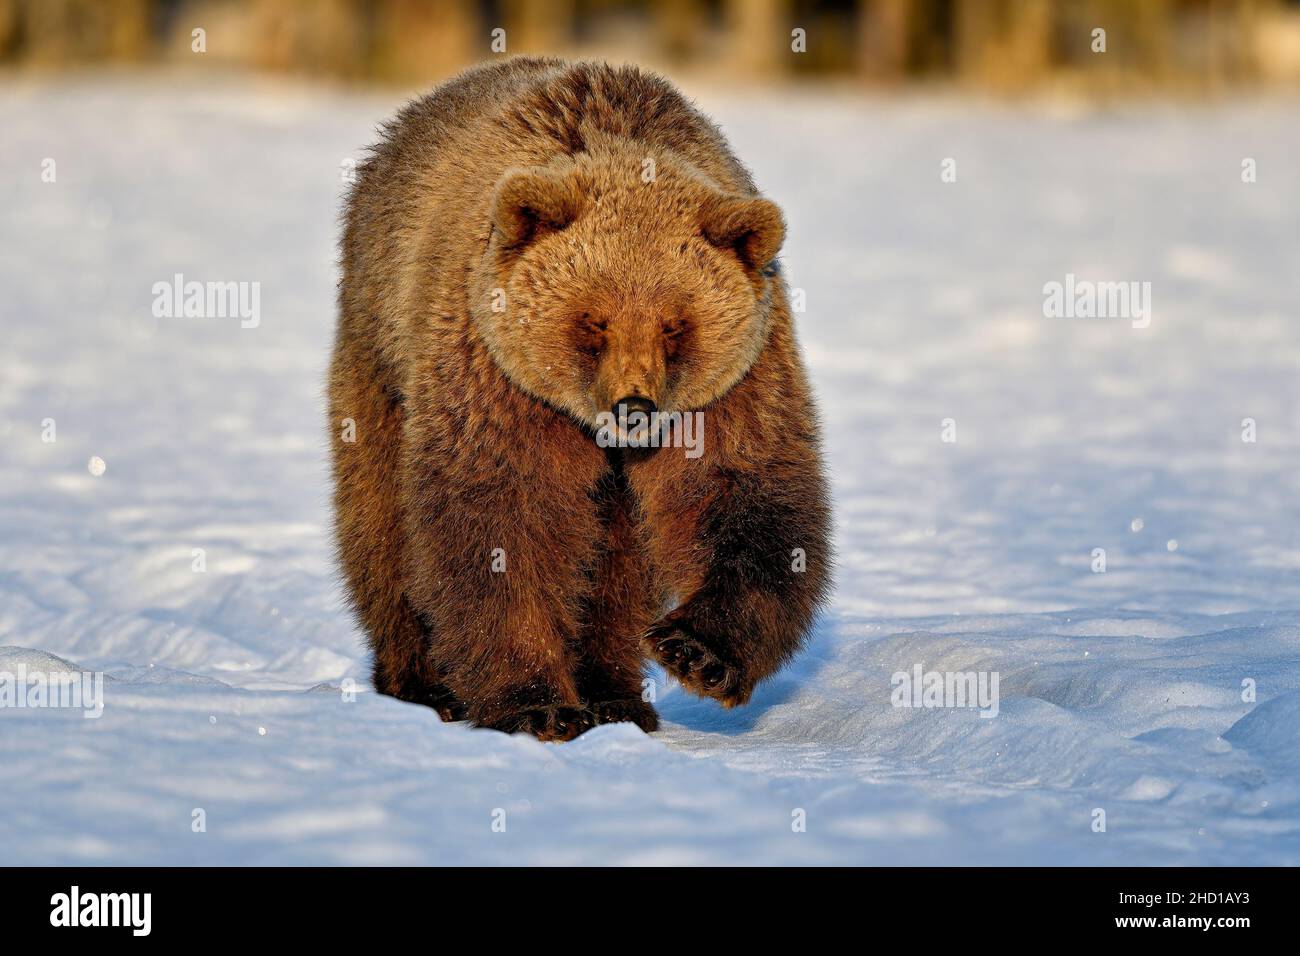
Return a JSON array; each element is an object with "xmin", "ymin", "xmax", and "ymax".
[{"xmin": 1, "ymin": 0, "xmax": 1298, "ymax": 92}]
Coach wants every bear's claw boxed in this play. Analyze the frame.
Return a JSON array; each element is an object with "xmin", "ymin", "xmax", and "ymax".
[
  {"xmin": 588, "ymin": 698, "xmax": 660, "ymax": 732},
  {"xmin": 488, "ymin": 704, "xmax": 594, "ymax": 742},
  {"xmin": 647, "ymin": 620, "xmax": 750, "ymax": 708}
]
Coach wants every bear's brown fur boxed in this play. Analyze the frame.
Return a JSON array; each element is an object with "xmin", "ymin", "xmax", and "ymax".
[{"xmin": 329, "ymin": 56, "xmax": 831, "ymax": 740}]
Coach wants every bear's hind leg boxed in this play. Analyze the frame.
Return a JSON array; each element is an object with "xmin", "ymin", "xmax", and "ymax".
[
  {"xmin": 368, "ymin": 601, "xmax": 466, "ymax": 722},
  {"xmin": 329, "ymin": 335, "xmax": 464, "ymax": 721}
]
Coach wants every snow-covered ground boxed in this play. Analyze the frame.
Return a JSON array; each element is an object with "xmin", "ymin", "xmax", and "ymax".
[{"xmin": 2, "ymin": 74, "xmax": 1298, "ymax": 865}]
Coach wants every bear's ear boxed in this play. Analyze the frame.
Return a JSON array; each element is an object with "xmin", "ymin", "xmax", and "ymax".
[
  {"xmin": 491, "ymin": 166, "xmax": 584, "ymax": 250},
  {"xmin": 699, "ymin": 193, "xmax": 785, "ymax": 275}
]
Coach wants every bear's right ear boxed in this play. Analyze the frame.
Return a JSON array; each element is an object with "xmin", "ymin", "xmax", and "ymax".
[{"xmin": 491, "ymin": 166, "xmax": 584, "ymax": 250}]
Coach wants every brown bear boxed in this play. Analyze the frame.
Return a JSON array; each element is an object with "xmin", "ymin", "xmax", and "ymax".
[{"xmin": 329, "ymin": 56, "xmax": 830, "ymax": 740}]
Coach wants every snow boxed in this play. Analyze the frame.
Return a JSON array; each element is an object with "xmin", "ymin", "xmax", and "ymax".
[{"xmin": 2, "ymin": 76, "xmax": 1299, "ymax": 865}]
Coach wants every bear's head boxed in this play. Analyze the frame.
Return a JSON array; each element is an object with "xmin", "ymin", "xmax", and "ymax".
[{"xmin": 473, "ymin": 149, "xmax": 784, "ymax": 441}]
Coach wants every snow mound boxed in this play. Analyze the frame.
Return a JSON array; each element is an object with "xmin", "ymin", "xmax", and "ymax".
[
  {"xmin": 1224, "ymin": 690, "xmax": 1300, "ymax": 769},
  {"xmin": 0, "ymin": 646, "xmax": 91, "ymax": 675}
]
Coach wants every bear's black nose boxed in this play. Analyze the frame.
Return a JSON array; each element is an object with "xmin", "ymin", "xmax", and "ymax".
[{"xmin": 613, "ymin": 396, "xmax": 657, "ymax": 421}]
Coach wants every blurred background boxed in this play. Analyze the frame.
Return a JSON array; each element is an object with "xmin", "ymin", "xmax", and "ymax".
[{"xmin": 2, "ymin": 0, "xmax": 1300, "ymax": 93}]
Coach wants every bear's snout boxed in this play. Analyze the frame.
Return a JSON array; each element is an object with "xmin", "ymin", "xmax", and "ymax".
[
  {"xmin": 614, "ymin": 396, "xmax": 657, "ymax": 445},
  {"xmin": 613, "ymin": 396, "xmax": 656, "ymax": 421}
]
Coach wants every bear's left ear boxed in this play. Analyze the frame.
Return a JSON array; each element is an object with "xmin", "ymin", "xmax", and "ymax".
[
  {"xmin": 699, "ymin": 193, "xmax": 785, "ymax": 275},
  {"xmin": 491, "ymin": 165, "xmax": 584, "ymax": 250}
]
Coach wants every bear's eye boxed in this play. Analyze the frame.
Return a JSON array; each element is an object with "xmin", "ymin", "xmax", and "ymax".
[
  {"xmin": 574, "ymin": 312, "xmax": 607, "ymax": 357},
  {"xmin": 663, "ymin": 316, "xmax": 690, "ymax": 361},
  {"xmin": 577, "ymin": 311, "xmax": 607, "ymax": 334}
]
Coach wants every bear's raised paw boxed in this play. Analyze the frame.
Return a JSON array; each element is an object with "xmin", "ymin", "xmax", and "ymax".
[{"xmin": 647, "ymin": 619, "xmax": 751, "ymax": 708}]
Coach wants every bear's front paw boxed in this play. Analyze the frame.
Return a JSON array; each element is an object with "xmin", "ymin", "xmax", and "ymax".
[
  {"xmin": 485, "ymin": 705, "xmax": 594, "ymax": 742},
  {"xmin": 589, "ymin": 698, "xmax": 660, "ymax": 732},
  {"xmin": 646, "ymin": 618, "xmax": 752, "ymax": 708}
]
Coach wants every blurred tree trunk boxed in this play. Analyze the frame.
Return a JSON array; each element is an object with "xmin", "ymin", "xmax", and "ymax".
[
  {"xmin": 1130, "ymin": 0, "xmax": 1172, "ymax": 84},
  {"xmin": 726, "ymin": 0, "xmax": 788, "ymax": 78},
  {"xmin": 251, "ymin": 0, "xmax": 367, "ymax": 78},
  {"xmin": 656, "ymin": 0, "xmax": 707, "ymax": 66},
  {"xmin": 374, "ymin": 0, "xmax": 478, "ymax": 84},
  {"xmin": 503, "ymin": 0, "xmax": 574, "ymax": 56},
  {"xmin": 858, "ymin": 0, "xmax": 911, "ymax": 80},
  {"xmin": 20, "ymin": 0, "xmax": 153, "ymax": 64},
  {"xmin": 955, "ymin": 0, "xmax": 1051, "ymax": 91},
  {"xmin": 0, "ymin": 0, "xmax": 21, "ymax": 60}
]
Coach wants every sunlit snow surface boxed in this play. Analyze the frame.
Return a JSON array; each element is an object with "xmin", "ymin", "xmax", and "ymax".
[{"xmin": 1, "ymin": 77, "xmax": 1299, "ymax": 865}]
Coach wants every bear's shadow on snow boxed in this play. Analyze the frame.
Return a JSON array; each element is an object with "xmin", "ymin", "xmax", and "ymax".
[{"xmin": 654, "ymin": 617, "xmax": 836, "ymax": 735}]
